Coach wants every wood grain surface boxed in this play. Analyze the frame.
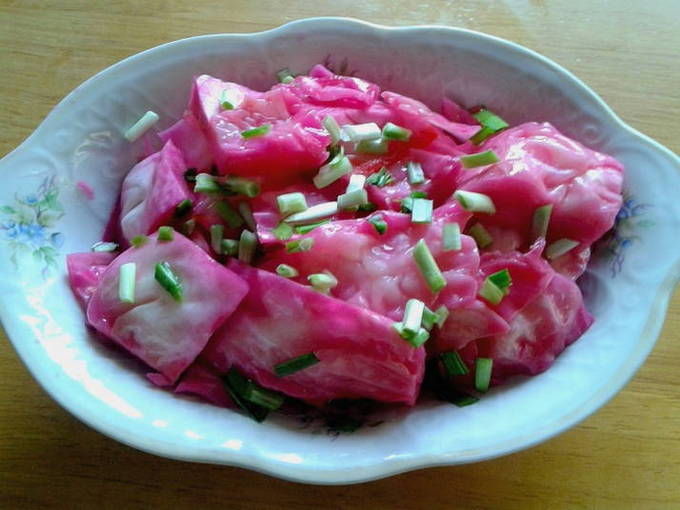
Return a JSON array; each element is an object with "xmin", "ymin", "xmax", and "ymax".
[{"xmin": 1, "ymin": 2, "xmax": 678, "ymax": 508}]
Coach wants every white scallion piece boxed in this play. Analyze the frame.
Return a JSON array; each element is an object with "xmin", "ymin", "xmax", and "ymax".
[
  {"xmin": 277, "ymin": 192, "xmax": 308, "ymax": 216},
  {"xmin": 545, "ymin": 238, "xmax": 579, "ymax": 260},
  {"xmin": 284, "ymin": 201, "xmax": 338, "ymax": 225},
  {"xmin": 276, "ymin": 264, "xmax": 299, "ymax": 278},
  {"xmin": 531, "ymin": 204, "xmax": 553, "ymax": 240},
  {"xmin": 118, "ymin": 262, "xmax": 136, "ymax": 304},
  {"xmin": 442, "ymin": 223, "xmax": 461, "ymax": 251},
  {"xmin": 407, "ymin": 161, "xmax": 425, "ymax": 185},
  {"xmin": 453, "ymin": 190, "xmax": 496, "ymax": 214},
  {"xmin": 124, "ymin": 111, "xmax": 160, "ymax": 142},
  {"xmin": 238, "ymin": 202, "xmax": 257, "ymax": 231},
  {"xmin": 342, "ymin": 123, "xmax": 382, "ymax": 142},
  {"xmin": 402, "ymin": 299, "xmax": 425, "ymax": 339},
  {"xmin": 307, "ymin": 271, "xmax": 338, "ymax": 294},
  {"xmin": 238, "ymin": 230, "xmax": 258, "ymax": 264},
  {"xmin": 338, "ymin": 189, "xmax": 368, "ymax": 210},
  {"xmin": 323, "ymin": 116, "xmax": 342, "ymax": 145},
  {"xmin": 355, "ymin": 138, "xmax": 388, "ymax": 155},
  {"xmin": 313, "ymin": 154, "xmax": 353, "ymax": 189},
  {"xmin": 346, "ymin": 174, "xmax": 367, "ymax": 193}
]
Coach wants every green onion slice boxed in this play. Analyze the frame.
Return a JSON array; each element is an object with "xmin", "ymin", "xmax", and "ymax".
[
  {"xmin": 410, "ymin": 328, "xmax": 430, "ymax": 347},
  {"xmin": 402, "ymin": 299, "xmax": 425, "ymax": 339},
  {"xmin": 194, "ymin": 173, "xmax": 222, "ymax": 195},
  {"xmin": 284, "ymin": 201, "xmax": 338, "ymax": 225},
  {"xmin": 368, "ymin": 214, "xmax": 387, "ymax": 235},
  {"xmin": 221, "ymin": 238, "xmax": 239, "ymax": 256},
  {"xmin": 474, "ymin": 357, "xmax": 493, "ymax": 393},
  {"xmin": 366, "ymin": 167, "xmax": 393, "ymax": 187},
  {"xmin": 470, "ymin": 109, "xmax": 509, "ymax": 144},
  {"xmin": 210, "ymin": 224, "xmax": 224, "ymax": 253},
  {"xmin": 214, "ymin": 201, "xmax": 244, "ymax": 229},
  {"xmin": 91, "ymin": 241, "xmax": 118, "ymax": 253},
  {"xmin": 346, "ymin": 174, "xmax": 366, "ymax": 193},
  {"xmin": 285, "ymin": 237, "xmax": 313, "ymax": 253},
  {"xmin": 154, "ymin": 261, "xmax": 183, "ymax": 301},
  {"xmin": 276, "ymin": 68, "xmax": 295, "ymax": 84},
  {"xmin": 273, "ymin": 222, "xmax": 294, "ymax": 240},
  {"xmin": 241, "ymin": 124, "xmax": 271, "ymax": 138},
  {"xmin": 382, "ymin": 122, "xmax": 412, "ymax": 141},
  {"xmin": 453, "ymin": 190, "xmax": 496, "ymax": 214},
  {"xmin": 274, "ymin": 353, "xmax": 320, "ymax": 377},
  {"xmin": 413, "ymin": 239, "xmax": 446, "ymax": 293},
  {"xmin": 124, "ymin": 111, "xmax": 159, "ymax": 142},
  {"xmin": 342, "ymin": 122, "xmax": 382, "ymax": 142},
  {"xmin": 488, "ymin": 268, "xmax": 512, "ymax": 295},
  {"xmin": 355, "ymin": 138, "xmax": 389, "ymax": 155},
  {"xmin": 434, "ymin": 305, "xmax": 449, "ymax": 328},
  {"xmin": 238, "ymin": 230, "xmax": 257, "ymax": 264},
  {"xmin": 118, "ymin": 262, "xmax": 136, "ymax": 304},
  {"xmin": 238, "ymin": 202, "xmax": 257, "ymax": 231},
  {"xmin": 460, "ymin": 150, "xmax": 500, "ymax": 169},
  {"xmin": 407, "ymin": 161, "xmax": 425, "ymax": 185},
  {"xmin": 442, "ymin": 223, "xmax": 461, "ymax": 251},
  {"xmin": 313, "ymin": 153, "xmax": 353, "ymax": 189},
  {"xmin": 220, "ymin": 89, "xmax": 235, "ymax": 110},
  {"xmin": 277, "ymin": 192, "xmax": 308, "ymax": 217},
  {"xmin": 323, "ymin": 116, "xmax": 342, "ymax": 145},
  {"xmin": 338, "ymin": 189, "xmax": 368, "ymax": 210},
  {"xmin": 307, "ymin": 271, "xmax": 338, "ymax": 294},
  {"xmin": 181, "ymin": 219, "xmax": 196, "ymax": 236},
  {"xmin": 222, "ymin": 369, "xmax": 269, "ymax": 422},
  {"xmin": 478, "ymin": 276, "xmax": 504, "ymax": 305},
  {"xmin": 294, "ymin": 219, "xmax": 330, "ymax": 235},
  {"xmin": 131, "ymin": 235, "xmax": 148, "ymax": 248},
  {"xmin": 157, "ymin": 226, "xmax": 174, "ymax": 242},
  {"xmin": 468, "ymin": 223, "xmax": 493, "ymax": 249},
  {"xmin": 532, "ymin": 204, "xmax": 553, "ymax": 240},
  {"xmin": 410, "ymin": 198, "xmax": 433, "ymax": 224},
  {"xmin": 174, "ymin": 199, "xmax": 193, "ymax": 218},
  {"xmin": 224, "ymin": 177, "xmax": 260, "ymax": 198},
  {"xmin": 441, "ymin": 351, "xmax": 469, "ymax": 376},
  {"xmin": 275, "ymin": 263, "xmax": 298, "ymax": 278},
  {"xmin": 545, "ymin": 238, "xmax": 579, "ymax": 260}
]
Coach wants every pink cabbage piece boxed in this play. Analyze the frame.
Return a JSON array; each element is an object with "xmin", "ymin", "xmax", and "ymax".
[
  {"xmin": 203, "ymin": 261, "xmax": 425, "ymax": 406},
  {"xmin": 457, "ymin": 122, "xmax": 624, "ymax": 278},
  {"xmin": 432, "ymin": 300, "xmax": 509, "ymax": 353},
  {"xmin": 159, "ymin": 113, "xmax": 213, "ymax": 171},
  {"xmin": 259, "ymin": 201, "xmax": 478, "ymax": 320},
  {"xmin": 189, "ymin": 75, "xmax": 330, "ymax": 184},
  {"xmin": 87, "ymin": 230, "xmax": 248, "ymax": 384},
  {"xmin": 467, "ymin": 272, "xmax": 594, "ymax": 383},
  {"xmin": 66, "ymin": 252, "xmax": 116, "ymax": 309},
  {"xmin": 441, "ymin": 97, "xmax": 478, "ymax": 125},
  {"xmin": 118, "ymin": 140, "xmax": 192, "ymax": 243},
  {"xmin": 175, "ymin": 362, "xmax": 234, "ymax": 408}
]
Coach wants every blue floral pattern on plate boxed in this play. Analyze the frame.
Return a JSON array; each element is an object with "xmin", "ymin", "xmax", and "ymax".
[{"xmin": 1, "ymin": 176, "xmax": 64, "ymax": 276}]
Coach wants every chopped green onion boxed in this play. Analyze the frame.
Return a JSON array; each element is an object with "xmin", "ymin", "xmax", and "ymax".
[
  {"xmin": 346, "ymin": 174, "xmax": 366, "ymax": 193},
  {"xmin": 181, "ymin": 219, "xmax": 196, "ymax": 236},
  {"xmin": 214, "ymin": 201, "xmax": 244, "ymax": 229},
  {"xmin": 366, "ymin": 167, "xmax": 393, "ymax": 187},
  {"xmin": 285, "ymin": 237, "xmax": 313, "ymax": 253},
  {"xmin": 323, "ymin": 116, "xmax": 342, "ymax": 145},
  {"xmin": 238, "ymin": 230, "xmax": 257, "ymax": 264},
  {"xmin": 118, "ymin": 262, "xmax": 136, "ymax": 304},
  {"xmin": 154, "ymin": 261, "xmax": 183, "ymax": 302},
  {"xmin": 355, "ymin": 138, "xmax": 389, "ymax": 155},
  {"xmin": 284, "ymin": 201, "xmax": 338, "ymax": 225},
  {"xmin": 194, "ymin": 173, "xmax": 222, "ymax": 195},
  {"xmin": 227, "ymin": 369, "xmax": 285, "ymax": 411},
  {"xmin": 342, "ymin": 122, "xmax": 382, "ymax": 142},
  {"xmin": 238, "ymin": 202, "xmax": 256, "ymax": 231},
  {"xmin": 91, "ymin": 241, "xmax": 118, "ymax": 252},
  {"xmin": 294, "ymin": 219, "xmax": 330, "ymax": 235},
  {"xmin": 338, "ymin": 189, "xmax": 368, "ymax": 210},
  {"xmin": 174, "ymin": 199, "xmax": 193, "ymax": 218},
  {"xmin": 474, "ymin": 358, "xmax": 493, "ymax": 393},
  {"xmin": 470, "ymin": 126, "xmax": 495, "ymax": 145},
  {"xmin": 222, "ymin": 369, "xmax": 269, "ymax": 422},
  {"xmin": 241, "ymin": 124, "xmax": 271, "ymax": 138},
  {"xmin": 224, "ymin": 177, "xmax": 260, "ymax": 198},
  {"xmin": 468, "ymin": 223, "xmax": 493, "ymax": 249},
  {"xmin": 478, "ymin": 276, "xmax": 504, "ymax": 305},
  {"xmin": 157, "ymin": 226, "xmax": 174, "ymax": 242},
  {"xmin": 210, "ymin": 224, "xmax": 224, "ymax": 253},
  {"xmin": 441, "ymin": 351, "xmax": 469, "ymax": 376},
  {"xmin": 274, "ymin": 353, "xmax": 320, "ymax": 377},
  {"xmin": 488, "ymin": 269, "xmax": 512, "ymax": 295},
  {"xmin": 131, "ymin": 235, "xmax": 148, "ymax": 248},
  {"xmin": 442, "ymin": 223, "xmax": 461, "ymax": 251},
  {"xmin": 411, "ymin": 198, "xmax": 433, "ymax": 224},
  {"xmin": 358, "ymin": 202, "xmax": 377, "ymax": 212},
  {"xmin": 407, "ymin": 161, "xmax": 425, "ymax": 185},
  {"xmin": 470, "ymin": 109, "xmax": 509, "ymax": 144},
  {"xmin": 124, "ymin": 111, "xmax": 159, "ymax": 142},
  {"xmin": 413, "ymin": 239, "xmax": 446, "ymax": 293},
  {"xmin": 453, "ymin": 190, "xmax": 496, "ymax": 214},
  {"xmin": 220, "ymin": 89, "xmax": 235, "ymax": 110},
  {"xmin": 313, "ymin": 154, "xmax": 353, "ymax": 188},
  {"xmin": 409, "ymin": 328, "xmax": 430, "ymax": 347},
  {"xmin": 221, "ymin": 238, "xmax": 239, "ymax": 256},
  {"xmin": 275, "ymin": 263, "xmax": 299, "ymax": 278},
  {"xmin": 307, "ymin": 271, "xmax": 338, "ymax": 294},
  {"xmin": 460, "ymin": 150, "xmax": 500, "ymax": 169},
  {"xmin": 546, "ymin": 238, "xmax": 580, "ymax": 260},
  {"xmin": 368, "ymin": 214, "xmax": 387, "ymax": 235},
  {"xmin": 382, "ymin": 122, "xmax": 412, "ymax": 141},
  {"xmin": 276, "ymin": 67, "xmax": 295, "ymax": 84},
  {"xmin": 402, "ymin": 299, "xmax": 425, "ymax": 339},
  {"xmin": 411, "ymin": 191, "xmax": 428, "ymax": 199},
  {"xmin": 449, "ymin": 391, "xmax": 480, "ymax": 407},
  {"xmin": 273, "ymin": 222, "xmax": 294, "ymax": 240},
  {"xmin": 400, "ymin": 197, "xmax": 414, "ymax": 214},
  {"xmin": 421, "ymin": 306, "xmax": 437, "ymax": 331},
  {"xmin": 434, "ymin": 305, "xmax": 449, "ymax": 328},
  {"xmin": 532, "ymin": 204, "xmax": 553, "ymax": 240},
  {"xmin": 276, "ymin": 191, "xmax": 307, "ymax": 216}
]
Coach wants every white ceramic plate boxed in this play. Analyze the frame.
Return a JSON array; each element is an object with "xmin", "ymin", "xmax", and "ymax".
[{"xmin": 1, "ymin": 18, "xmax": 678, "ymax": 484}]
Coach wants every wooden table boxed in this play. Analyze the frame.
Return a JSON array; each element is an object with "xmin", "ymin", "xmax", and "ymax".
[{"xmin": 1, "ymin": 2, "xmax": 678, "ymax": 508}]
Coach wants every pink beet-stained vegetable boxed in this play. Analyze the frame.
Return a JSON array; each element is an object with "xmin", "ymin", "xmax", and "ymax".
[
  {"xmin": 119, "ymin": 140, "xmax": 192, "ymax": 243},
  {"xmin": 86, "ymin": 231, "xmax": 248, "ymax": 384},
  {"xmin": 203, "ymin": 261, "xmax": 425, "ymax": 406},
  {"xmin": 67, "ymin": 64, "xmax": 624, "ymax": 424}
]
